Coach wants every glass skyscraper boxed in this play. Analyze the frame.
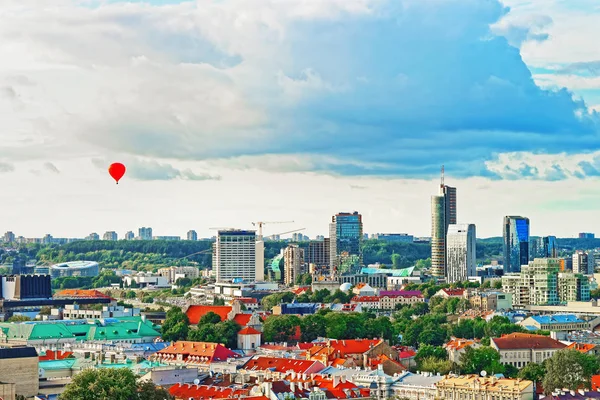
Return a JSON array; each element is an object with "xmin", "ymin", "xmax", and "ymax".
[
  {"xmin": 431, "ymin": 184, "xmax": 457, "ymax": 277},
  {"xmin": 329, "ymin": 212, "xmax": 363, "ymax": 274},
  {"xmin": 503, "ymin": 216, "xmax": 530, "ymax": 273}
]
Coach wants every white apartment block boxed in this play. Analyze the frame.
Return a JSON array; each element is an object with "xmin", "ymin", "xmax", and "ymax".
[
  {"xmin": 213, "ymin": 230, "xmax": 263, "ymax": 282},
  {"xmin": 446, "ymin": 224, "xmax": 476, "ymax": 283}
]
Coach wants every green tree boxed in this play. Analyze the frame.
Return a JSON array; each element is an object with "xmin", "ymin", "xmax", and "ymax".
[
  {"xmin": 518, "ymin": 362, "xmax": 545, "ymax": 383},
  {"xmin": 543, "ymin": 349, "xmax": 600, "ymax": 394},
  {"xmin": 419, "ymin": 357, "xmax": 453, "ymax": 375},
  {"xmin": 214, "ymin": 320, "xmax": 241, "ymax": 349},
  {"xmin": 137, "ymin": 380, "xmax": 174, "ymax": 400},
  {"xmin": 161, "ymin": 308, "xmax": 189, "ymax": 342},
  {"xmin": 8, "ymin": 315, "xmax": 32, "ymax": 322},
  {"xmin": 59, "ymin": 369, "xmax": 138, "ymax": 400},
  {"xmin": 415, "ymin": 345, "xmax": 448, "ymax": 368},
  {"xmin": 198, "ymin": 311, "xmax": 223, "ymax": 326},
  {"xmin": 459, "ymin": 346, "xmax": 504, "ymax": 375},
  {"xmin": 262, "ymin": 292, "xmax": 294, "ymax": 310},
  {"xmin": 300, "ymin": 314, "xmax": 327, "ymax": 342},
  {"xmin": 492, "ymin": 280, "xmax": 503, "ymax": 289},
  {"xmin": 213, "ymin": 297, "xmax": 225, "ymax": 306},
  {"xmin": 263, "ymin": 315, "xmax": 301, "ymax": 343}
]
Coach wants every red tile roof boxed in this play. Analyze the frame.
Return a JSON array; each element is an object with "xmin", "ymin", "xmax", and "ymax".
[
  {"xmin": 238, "ymin": 326, "xmax": 261, "ymax": 335},
  {"xmin": 351, "ymin": 296, "xmax": 380, "ymax": 302},
  {"xmin": 397, "ymin": 350, "xmax": 416, "ymax": 359},
  {"xmin": 441, "ymin": 288, "xmax": 465, "ymax": 296},
  {"xmin": 54, "ymin": 289, "xmax": 112, "ymax": 299},
  {"xmin": 567, "ymin": 343, "xmax": 597, "ymax": 353},
  {"xmin": 492, "ymin": 333, "xmax": 567, "ymax": 350},
  {"xmin": 445, "ymin": 338, "xmax": 479, "ymax": 351},
  {"xmin": 156, "ymin": 341, "xmax": 240, "ymax": 363},
  {"xmin": 39, "ymin": 350, "xmax": 73, "ymax": 361},
  {"xmin": 236, "ymin": 297, "xmax": 258, "ymax": 304},
  {"xmin": 318, "ymin": 339, "xmax": 383, "ymax": 356},
  {"xmin": 233, "ymin": 313, "xmax": 252, "ymax": 326},
  {"xmin": 313, "ymin": 376, "xmax": 371, "ymax": 398},
  {"xmin": 169, "ymin": 383, "xmax": 248, "ymax": 400},
  {"xmin": 185, "ymin": 305, "xmax": 232, "ymax": 324},
  {"xmin": 243, "ymin": 356, "xmax": 325, "ymax": 374}
]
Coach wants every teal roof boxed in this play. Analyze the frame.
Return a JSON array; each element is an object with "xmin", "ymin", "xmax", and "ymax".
[
  {"xmin": 271, "ymin": 254, "xmax": 283, "ymax": 271},
  {"xmin": 0, "ymin": 319, "xmax": 160, "ymax": 342},
  {"xmin": 39, "ymin": 359, "xmax": 76, "ymax": 371},
  {"xmin": 360, "ymin": 266, "xmax": 415, "ymax": 277}
]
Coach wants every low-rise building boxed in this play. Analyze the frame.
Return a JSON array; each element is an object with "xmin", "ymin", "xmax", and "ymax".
[
  {"xmin": 468, "ymin": 291, "xmax": 512, "ymax": 311},
  {"xmin": 0, "ymin": 347, "xmax": 39, "ymax": 398},
  {"xmin": 518, "ymin": 314, "xmax": 597, "ymax": 332},
  {"xmin": 153, "ymin": 341, "xmax": 242, "ymax": 370},
  {"xmin": 432, "ymin": 288, "xmax": 466, "ymax": 299},
  {"xmin": 306, "ymin": 339, "xmax": 399, "ymax": 373},
  {"xmin": 390, "ymin": 371, "xmax": 444, "ymax": 400},
  {"xmin": 444, "ymin": 338, "xmax": 481, "ymax": 364},
  {"xmin": 351, "ymin": 296, "xmax": 381, "ymax": 310},
  {"xmin": 436, "ymin": 375, "xmax": 534, "ymax": 400},
  {"xmin": 157, "ymin": 266, "xmax": 200, "ymax": 284},
  {"xmin": 379, "ymin": 291, "xmax": 424, "ymax": 310},
  {"xmin": 60, "ymin": 303, "xmax": 140, "ymax": 320},
  {"xmin": 491, "ymin": 333, "xmax": 566, "ymax": 368}
]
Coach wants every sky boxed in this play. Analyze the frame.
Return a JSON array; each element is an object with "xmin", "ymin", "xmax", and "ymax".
[{"xmin": 1, "ymin": 0, "xmax": 600, "ymax": 239}]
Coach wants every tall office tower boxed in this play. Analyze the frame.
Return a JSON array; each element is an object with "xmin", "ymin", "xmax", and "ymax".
[
  {"xmin": 579, "ymin": 232, "xmax": 595, "ymax": 239},
  {"xmin": 573, "ymin": 251, "xmax": 594, "ymax": 275},
  {"xmin": 284, "ymin": 244, "xmax": 304, "ymax": 286},
  {"xmin": 503, "ymin": 216, "xmax": 530, "ymax": 273},
  {"xmin": 138, "ymin": 227, "xmax": 153, "ymax": 240},
  {"xmin": 430, "ymin": 167, "xmax": 457, "ymax": 278},
  {"xmin": 446, "ymin": 224, "xmax": 476, "ymax": 283},
  {"xmin": 124, "ymin": 231, "xmax": 135, "ymax": 240},
  {"xmin": 329, "ymin": 212, "xmax": 363, "ymax": 274},
  {"xmin": 212, "ymin": 230, "xmax": 261, "ymax": 282},
  {"xmin": 530, "ymin": 236, "xmax": 558, "ymax": 260},
  {"xmin": 187, "ymin": 230, "xmax": 198, "ymax": 241},
  {"xmin": 306, "ymin": 239, "xmax": 331, "ymax": 269}
]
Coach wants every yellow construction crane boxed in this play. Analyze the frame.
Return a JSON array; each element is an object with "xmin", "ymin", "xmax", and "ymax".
[{"xmin": 251, "ymin": 221, "xmax": 294, "ymax": 237}]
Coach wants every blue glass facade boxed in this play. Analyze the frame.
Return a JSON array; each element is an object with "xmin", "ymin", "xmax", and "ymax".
[
  {"xmin": 503, "ymin": 216, "xmax": 530, "ymax": 273},
  {"xmin": 333, "ymin": 212, "xmax": 363, "ymax": 269}
]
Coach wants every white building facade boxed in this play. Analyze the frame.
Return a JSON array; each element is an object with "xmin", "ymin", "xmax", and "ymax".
[
  {"xmin": 445, "ymin": 224, "xmax": 476, "ymax": 283},
  {"xmin": 213, "ymin": 230, "xmax": 263, "ymax": 282}
]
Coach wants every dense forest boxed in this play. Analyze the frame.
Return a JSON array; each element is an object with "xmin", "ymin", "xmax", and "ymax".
[{"xmin": 0, "ymin": 236, "xmax": 598, "ymax": 272}]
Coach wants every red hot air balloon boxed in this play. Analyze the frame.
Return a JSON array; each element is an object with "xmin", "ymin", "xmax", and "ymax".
[{"xmin": 108, "ymin": 162, "xmax": 126, "ymax": 184}]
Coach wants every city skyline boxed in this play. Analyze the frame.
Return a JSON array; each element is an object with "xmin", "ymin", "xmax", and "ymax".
[{"xmin": 2, "ymin": 0, "xmax": 600, "ymax": 239}]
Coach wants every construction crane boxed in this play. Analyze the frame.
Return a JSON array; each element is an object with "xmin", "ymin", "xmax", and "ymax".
[
  {"xmin": 267, "ymin": 227, "xmax": 306, "ymax": 240},
  {"xmin": 251, "ymin": 221, "xmax": 294, "ymax": 238}
]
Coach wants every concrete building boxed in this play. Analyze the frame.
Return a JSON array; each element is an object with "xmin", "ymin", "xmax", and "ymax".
[
  {"xmin": 49, "ymin": 261, "xmax": 99, "ymax": 278},
  {"xmin": 503, "ymin": 216, "xmax": 530, "ymax": 273},
  {"xmin": 436, "ymin": 375, "xmax": 534, "ymax": 400},
  {"xmin": 446, "ymin": 223, "xmax": 476, "ymax": 283},
  {"xmin": 518, "ymin": 314, "xmax": 595, "ymax": 332},
  {"xmin": 0, "ymin": 347, "xmax": 39, "ymax": 398},
  {"xmin": 444, "ymin": 338, "xmax": 481, "ymax": 364},
  {"xmin": 284, "ymin": 244, "xmax": 305, "ymax": 286},
  {"xmin": 574, "ymin": 251, "xmax": 595, "ymax": 275},
  {"xmin": 238, "ymin": 326, "xmax": 262, "ymax": 353},
  {"xmin": 157, "ymin": 266, "xmax": 200, "ymax": 284},
  {"xmin": 187, "ymin": 230, "xmax": 198, "ymax": 241},
  {"xmin": 502, "ymin": 258, "xmax": 591, "ymax": 306},
  {"xmin": 468, "ymin": 291, "xmax": 512, "ymax": 311},
  {"xmin": 330, "ymin": 212, "xmax": 363, "ymax": 273},
  {"xmin": 213, "ymin": 229, "xmax": 263, "ymax": 282},
  {"xmin": 61, "ymin": 303, "xmax": 140, "ymax": 320},
  {"xmin": 103, "ymin": 231, "xmax": 118, "ymax": 241},
  {"xmin": 491, "ymin": 333, "xmax": 566, "ymax": 367},
  {"xmin": 86, "ymin": 232, "xmax": 100, "ymax": 240},
  {"xmin": 124, "ymin": 231, "xmax": 135, "ymax": 240},
  {"xmin": 3, "ymin": 231, "xmax": 15, "ymax": 243},
  {"xmin": 123, "ymin": 272, "xmax": 170, "ymax": 288},
  {"xmin": 305, "ymin": 239, "xmax": 331, "ymax": 272},
  {"xmin": 580, "ymin": 232, "xmax": 595, "ymax": 239},
  {"xmin": 138, "ymin": 227, "xmax": 153, "ymax": 240}
]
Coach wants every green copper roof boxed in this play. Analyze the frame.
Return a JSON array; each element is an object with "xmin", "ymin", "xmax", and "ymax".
[{"xmin": 360, "ymin": 266, "xmax": 415, "ymax": 277}]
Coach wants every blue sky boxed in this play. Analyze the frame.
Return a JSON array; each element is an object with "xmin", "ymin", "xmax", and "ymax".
[{"xmin": 1, "ymin": 0, "xmax": 600, "ymax": 237}]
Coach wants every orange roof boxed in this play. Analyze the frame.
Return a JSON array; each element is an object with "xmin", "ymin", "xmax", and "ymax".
[
  {"xmin": 238, "ymin": 326, "xmax": 261, "ymax": 335},
  {"xmin": 185, "ymin": 305, "xmax": 232, "ymax": 325},
  {"xmin": 313, "ymin": 375, "xmax": 371, "ymax": 398},
  {"xmin": 441, "ymin": 288, "xmax": 465, "ymax": 296},
  {"xmin": 233, "ymin": 313, "xmax": 252, "ymax": 326},
  {"xmin": 355, "ymin": 282, "xmax": 367, "ymax": 289},
  {"xmin": 321, "ymin": 339, "xmax": 382, "ymax": 356},
  {"xmin": 243, "ymin": 356, "xmax": 325, "ymax": 374},
  {"xmin": 292, "ymin": 286, "xmax": 310, "ymax": 295},
  {"xmin": 567, "ymin": 342, "xmax": 597, "ymax": 353},
  {"xmin": 156, "ymin": 341, "xmax": 240, "ymax": 363},
  {"xmin": 169, "ymin": 383, "xmax": 248, "ymax": 399},
  {"xmin": 54, "ymin": 289, "xmax": 112, "ymax": 299},
  {"xmin": 492, "ymin": 333, "xmax": 567, "ymax": 350},
  {"xmin": 369, "ymin": 354, "xmax": 406, "ymax": 370},
  {"xmin": 445, "ymin": 338, "xmax": 479, "ymax": 351}
]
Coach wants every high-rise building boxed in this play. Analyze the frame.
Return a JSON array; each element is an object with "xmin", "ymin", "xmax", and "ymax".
[
  {"xmin": 329, "ymin": 212, "xmax": 363, "ymax": 274},
  {"xmin": 502, "ymin": 258, "xmax": 590, "ymax": 306},
  {"xmin": 138, "ymin": 227, "xmax": 152, "ymax": 240},
  {"xmin": 306, "ymin": 239, "xmax": 330, "ymax": 269},
  {"xmin": 430, "ymin": 167, "xmax": 457, "ymax": 278},
  {"xmin": 103, "ymin": 231, "xmax": 118, "ymax": 241},
  {"xmin": 3, "ymin": 231, "xmax": 15, "ymax": 243},
  {"xmin": 530, "ymin": 236, "xmax": 558, "ymax": 260},
  {"xmin": 86, "ymin": 232, "xmax": 100, "ymax": 241},
  {"xmin": 446, "ymin": 224, "xmax": 476, "ymax": 283},
  {"xmin": 284, "ymin": 244, "xmax": 304, "ymax": 286},
  {"xmin": 573, "ymin": 251, "xmax": 594, "ymax": 275},
  {"xmin": 187, "ymin": 230, "xmax": 198, "ymax": 241},
  {"xmin": 212, "ymin": 229, "xmax": 262, "ymax": 282},
  {"xmin": 503, "ymin": 216, "xmax": 530, "ymax": 273},
  {"xmin": 579, "ymin": 232, "xmax": 595, "ymax": 239},
  {"xmin": 124, "ymin": 231, "xmax": 135, "ymax": 240}
]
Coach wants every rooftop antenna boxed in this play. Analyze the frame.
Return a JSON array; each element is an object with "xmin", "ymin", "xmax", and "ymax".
[{"xmin": 441, "ymin": 165, "xmax": 445, "ymax": 187}]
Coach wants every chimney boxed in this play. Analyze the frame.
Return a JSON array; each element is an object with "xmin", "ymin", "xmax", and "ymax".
[
  {"xmin": 341, "ymin": 375, "xmax": 346, "ymax": 384},
  {"xmin": 290, "ymin": 381, "xmax": 295, "ymax": 392},
  {"xmin": 333, "ymin": 375, "xmax": 339, "ymax": 388}
]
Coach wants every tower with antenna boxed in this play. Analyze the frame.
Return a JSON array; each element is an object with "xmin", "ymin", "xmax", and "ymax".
[{"xmin": 431, "ymin": 164, "xmax": 457, "ymax": 278}]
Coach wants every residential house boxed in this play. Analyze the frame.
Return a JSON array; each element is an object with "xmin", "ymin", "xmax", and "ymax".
[
  {"xmin": 240, "ymin": 356, "xmax": 326, "ymax": 379},
  {"xmin": 432, "ymin": 288, "xmax": 466, "ymax": 299},
  {"xmin": 185, "ymin": 301, "xmax": 263, "ymax": 331},
  {"xmin": 152, "ymin": 341, "xmax": 242, "ymax": 370},
  {"xmin": 306, "ymin": 339, "xmax": 399, "ymax": 373},
  {"xmin": 566, "ymin": 342, "xmax": 600, "ymax": 356},
  {"xmin": 491, "ymin": 333, "xmax": 567, "ymax": 368},
  {"xmin": 379, "ymin": 291, "xmax": 424, "ymax": 310},
  {"xmin": 351, "ymin": 296, "xmax": 380, "ymax": 310},
  {"xmin": 444, "ymin": 338, "xmax": 481, "ymax": 364}
]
